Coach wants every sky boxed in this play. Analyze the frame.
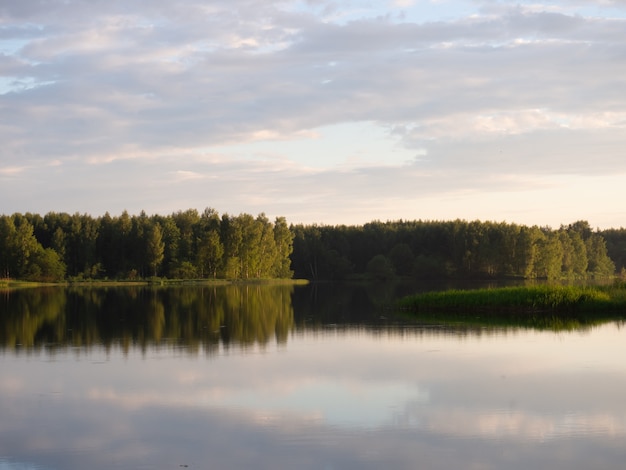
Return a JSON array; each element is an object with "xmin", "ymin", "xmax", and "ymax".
[{"xmin": 1, "ymin": 0, "xmax": 626, "ymax": 228}]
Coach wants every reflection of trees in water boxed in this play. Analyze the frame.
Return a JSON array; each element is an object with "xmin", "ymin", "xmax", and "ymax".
[
  {"xmin": 1, "ymin": 282, "xmax": 606, "ymax": 354},
  {"xmin": 291, "ymin": 281, "xmax": 422, "ymax": 326},
  {"xmin": 291, "ymin": 281, "xmax": 618, "ymax": 333},
  {"xmin": 0, "ymin": 285, "xmax": 295, "ymax": 353},
  {"xmin": 0, "ymin": 287, "xmax": 68, "ymax": 348}
]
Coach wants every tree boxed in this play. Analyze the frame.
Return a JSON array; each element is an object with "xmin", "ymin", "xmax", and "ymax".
[
  {"xmin": 586, "ymin": 234, "xmax": 615, "ymax": 277},
  {"xmin": 256, "ymin": 214, "xmax": 278, "ymax": 278},
  {"xmin": 158, "ymin": 216, "xmax": 181, "ymax": 278},
  {"xmin": 602, "ymin": 228, "xmax": 626, "ymax": 273},
  {"xmin": 559, "ymin": 230, "xmax": 576, "ymax": 276},
  {"xmin": 388, "ymin": 243, "xmax": 414, "ymax": 276},
  {"xmin": 172, "ymin": 209, "xmax": 200, "ymax": 266},
  {"xmin": 13, "ymin": 216, "xmax": 41, "ymax": 278},
  {"xmin": 560, "ymin": 229, "xmax": 587, "ymax": 277},
  {"xmin": 273, "ymin": 217, "xmax": 294, "ymax": 278},
  {"xmin": 51, "ymin": 227, "xmax": 66, "ymax": 261},
  {"xmin": 412, "ymin": 254, "xmax": 449, "ymax": 279},
  {"xmin": 197, "ymin": 230, "xmax": 224, "ymax": 278},
  {"xmin": 65, "ymin": 213, "xmax": 100, "ymax": 277},
  {"xmin": 27, "ymin": 247, "xmax": 66, "ymax": 282},
  {"xmin": 146, "ymin": 223, "xmax": 165, "ymax": 277},
  {"xmin": 0, "ymin": 216, "xmax": 18, "ymax": 278},
  {"xmin": 223, "ymin": 257, "xmax": 241, "ymax": 279},
  {"xmin": 568, "ymin": 220, "xmax": 592, "ymax": 239},
  {"xmin": 325, "ymin": 249, "xmax": 353, "ymax": 280},
  {"xmin": 534, "ymin": 231, "xmax": 563, "ymax": 279},
  {"xmin": 366, "ymin": 254, "xmax": 395, "ymax": 280},
  {"xmin": 238, "ymin": 214, "xmax": 263, "ymax": 279},
  {"xmin": 569, "ymin": 231, "xmax": 588, "ymax": 276},
  {"xmin": 0, "ymin": 215, "xmax": 65, "ymax": 281},
  {"xmin": 516, "ymin": 226, "xmax": 542, "ymax": 278},
  {"xmin": 221, "ymin": 214, "xmax": 243, "ymax": 278}
]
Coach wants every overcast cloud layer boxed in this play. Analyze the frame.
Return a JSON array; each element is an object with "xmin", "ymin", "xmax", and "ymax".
[{"xmin": 1, "ymin": 0, "xmax": 626, "ymax": 227}]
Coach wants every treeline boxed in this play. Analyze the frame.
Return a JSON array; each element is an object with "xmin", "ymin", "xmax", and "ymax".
[
  {"xmin": 600, "ymin": 228, "xmax": 626, "ymax": 276},
  {"xmin": 0, "ymin": 209, "xmax": 623, "ymax": 282},
  {"xmin": 0, "ymin": 209, "xmax": 293, "ymax": 282},
  {"xmin": 290, "ymin": 220, "xmax": 618, "ymax": 280}
]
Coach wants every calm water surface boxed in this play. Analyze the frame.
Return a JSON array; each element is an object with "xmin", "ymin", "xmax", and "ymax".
[{"xmin": 1, "ymin": 283, "xmax": 625, "ymax": 469}]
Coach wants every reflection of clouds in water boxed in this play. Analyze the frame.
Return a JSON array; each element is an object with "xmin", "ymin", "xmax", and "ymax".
[
  {"xmin": 403, "ymin": 407, "xmax": 626, "ymax": 441},
  {"xmin": 0, "ymin": 461, "xmax": 46, "ymax": 470},
  {"xmin": 212, "ymin": 380, "xmax": 430, "ymax": 428},
  {"xmin": 2, "ymin": 323, "xmax": 626, "ymax": 469},
  {"xmin": 84, "ymin": 377, "xmax": 626, "ymax": 442},
  {"xmin": 87, "ymin": 379, "xmax": 430, "ymax": 428},
  {"xmin": 0, "ymin": 377, "xmax": 24, "ymax": 394}
]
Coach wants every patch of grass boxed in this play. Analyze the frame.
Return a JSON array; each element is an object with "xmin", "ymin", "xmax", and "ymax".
[
  {"xmin": 0, "ymin": 279, "xmax": 57, "ymax": 289},
  {"xmin": 3, "ymin": 277, "xmax": 309, "ymax": 289},
  {"xmin": 398, "ymin": 284, "xmax": 626, "ymax": 330}
]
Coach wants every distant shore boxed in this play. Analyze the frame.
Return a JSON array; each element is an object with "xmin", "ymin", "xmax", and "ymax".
[{"xmin": 0, "ymin": 278, "xmax": 309, "ymax": 289}]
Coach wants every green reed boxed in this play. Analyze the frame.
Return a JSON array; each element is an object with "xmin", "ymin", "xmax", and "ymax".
[{"xmin": 397, "ymin": 284, "xmax": 626, "ymax": 330}]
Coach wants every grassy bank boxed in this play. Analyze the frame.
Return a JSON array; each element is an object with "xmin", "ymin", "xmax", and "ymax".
[
  {"xmin": 1, "ymin": 278, "xmax": 309, "ymax": 289},
  {"xmin": 398, "ymin": 284, "xmax": 626, "ymax": 329},
  {"xmin": 0, "ymin": 279, "xmax": 60, "ymax": 289}
]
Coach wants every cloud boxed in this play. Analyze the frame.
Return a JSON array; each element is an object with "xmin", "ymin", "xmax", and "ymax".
[
  {"xmin": 0, "ymin": 165, "xmax": 29, "ymax": 176},
  {"xmin": 1, "ymin": 0, "xmax": 625, "ymax": 226},
  {"xmin": 173, "ymin": 169, "xmax": 206, "ymax": 181},
  {"xmin": 3, "ymin": 2, "xmax": 624, "ymax": 157},
  {"xmin": 391, "ymin": 0, "xmax": 416, "ymax": 7}
]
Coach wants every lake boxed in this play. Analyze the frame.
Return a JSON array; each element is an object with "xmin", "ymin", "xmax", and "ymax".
[{"xmin": 1, "ymin": 282, "xmax": 625, "ymax": 469}]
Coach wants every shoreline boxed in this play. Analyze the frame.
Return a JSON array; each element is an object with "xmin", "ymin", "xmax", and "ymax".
[{"xmin": 0, "ymin": 278, "xmax": 310, "ymax": 289}]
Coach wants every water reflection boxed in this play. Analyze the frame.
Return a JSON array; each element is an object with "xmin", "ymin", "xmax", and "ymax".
[
  {"xmin": 0, "ymin": 285, "xmax": 295, "ymax": 353},
  {"xmin": 2, "ymin": 324, "xmax": 626, "ymax": 469},
  {"xmin": 1, "ymin": 282, "xmax": 614, "ymax": 354},
  {"xmin": 1, "ymin": 285, "xmax": 626, "ymax": 469}
]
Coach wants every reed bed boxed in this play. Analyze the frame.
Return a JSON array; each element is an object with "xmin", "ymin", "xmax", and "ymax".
[{"xmin": 398, "ymin": 284, "xmax": 626, "ymax": 319}]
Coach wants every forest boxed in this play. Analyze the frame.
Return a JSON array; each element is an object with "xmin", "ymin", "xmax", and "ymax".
[
  {"xmin": 0, "ymin": 209, "xmax": 293, "ymax": 282},
  {"xmin": 290, "ymin": 219, "xmax": 619, "ymax": 281},
  {"xmin": 0, "ymin": 209, "xmax": 624, "ymax": 282}
]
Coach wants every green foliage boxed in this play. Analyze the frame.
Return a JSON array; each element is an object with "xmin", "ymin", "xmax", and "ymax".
[
  {"xmin": 398, "ymin": 285, "xmax": 626, "ymax": 319},
  {"xmin": 291, "ymin": 219, "xmax": 616, "ymax": 281},
  {"xmin": 534, "ymin": 232, "xmax": 562, "ymax": 279},
  {"xmin": 388, "ymin": 243, "xmax": 414, "ymax": 276},
  {"xmin": 145, "ymin": 223, "xmax": 165, "ymax": 276},
  {"xmin": 273, "ymin": 217, "xmax": 294, "ymax": 278},
  {"xmin": 197, "ymin": 230, "xmax": 224, "ymax": 278},
  {"xmin": 26, "ymin": 247, "xmax": 67, "ymax": 282},
  {"xmin": 0, "ymin": 215, "xmax": 66, "ymax": 281},
  {"xmin": 366, "ymin": 254, "xmax": 396, "ymax": 280},
  {"xmin": 400, "ymin": 283, "xmax": 626, "ymax": 331},
  {"xmin": 602, "ymin": 228, "xmax": 626, "ymax": 273},
  {"xmin": 586, "ymin": 234, "xmax": 615, "ymax": 277},
  {"xmin": 2, "ymin": 210, "xmax": 620, "ymax": 283},
  {"xmin": 1, "ymin": 208, "xmax": 294, "ymax": 282},
  {"xmin": 412, "ymin": 254, "xmax": 450, "ymax": 279}
]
